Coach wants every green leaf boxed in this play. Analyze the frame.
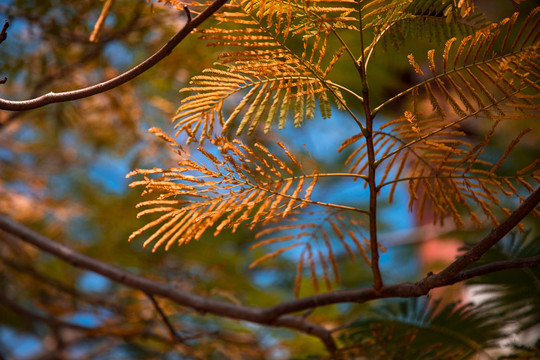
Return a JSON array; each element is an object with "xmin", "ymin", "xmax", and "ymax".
[{"xmin": 338, "ymin": 297, "xmax": 503, "ymax": 360}]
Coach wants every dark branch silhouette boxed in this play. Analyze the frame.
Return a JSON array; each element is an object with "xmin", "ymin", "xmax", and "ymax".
[
  {"xmin": 146, "ymin": 292, "xmax": 185, "ymax": 344},
  {"xmin": 0, "ymin": 293, "xmax": 93, "ymax": 332},
  {"xmin": 0, "ymin": 20, "xmax": 8, "ymax": 44},
  {"xmin": 0, "ymin": 0, "xmax": 228, "ymax": 111}
]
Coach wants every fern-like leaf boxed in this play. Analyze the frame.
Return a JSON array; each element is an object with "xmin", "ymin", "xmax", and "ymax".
[
  {"xmin": 341, "ymin": 9, "xmax": 540, "ymax": 227},
  {"xmin": 173, "ymin": 0, "xmax": 358, "ymax": 143},
  {"xmin": 251, "ymin": 209, "xmax": 374, "ymax": 297},
  {"xmin": 127, "ymin": 129, "xmax": 320, "ymax": 252},
  {"xmin": 362, "ymin": 0, "xmax": 490, "ymax": 54},
  {"xmin": 337, "ymin": 297, "xmax": 504, "ymax": 360},
  {"xmin": 464, "ymin": 232, "xmax": 540, "ymax": 332}
]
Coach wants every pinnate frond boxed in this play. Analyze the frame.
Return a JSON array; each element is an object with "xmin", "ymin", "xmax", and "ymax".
[
  {"xmin": 362, "ymin": 0, "xmax": 490, "ymax": 52},
  {"xmin": 173, "ymin": 0, "xmax": 355, "ymax": 143},
  {"xmin": 127, "ymin": 130, "xmax": 320, "ymax": 252},
  {"xmin": 379, "ymin": 8, "xmax": 540, "ymax": 119},
  {"xmin": 251, "ymin": 209, "xmax": 379, "ymax": 297},
  {"xmin": 342, "ymin": 112, "xmax": 540, "ymax": 228},
  {"xmin": 337, "ymin": 297, "xmax": 503, "ymax": 360},
  {"xmin": 341, "ymin": 9, "xmax": 540, "ymax": 228}
]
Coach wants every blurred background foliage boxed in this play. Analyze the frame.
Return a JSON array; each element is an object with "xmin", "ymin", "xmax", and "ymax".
[{"xmin": 0, "ymin": 0, "xmax": 538, "ymax": 359}]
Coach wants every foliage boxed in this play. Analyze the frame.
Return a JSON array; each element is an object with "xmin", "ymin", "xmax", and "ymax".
[
  {"xmin": 130, "ymin": 0, "xmax": 539, "ymax": 294},
  {"xmin": 0, "ymin": 0, "xmax": 539, "ymax": 359},
  {"xmin": 336, "ymin": 297, "xmax": 503, "ymax": 360},
  {"xmin": 464, "ymin": 232, "xmax": 540, "ymax": 332}
]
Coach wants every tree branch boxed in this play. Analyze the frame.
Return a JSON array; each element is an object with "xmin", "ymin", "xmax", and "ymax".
[
  {"xmin": 1, "ymin": 187, "xmax": 537, "ymax": 353},
  {"xmin": 0, "ymin": 0, "xmax": 228, "ymax": 111},
  {"xmin": 261, "ymin": 186, "xmax": 540, "ymax": 318},
  {"xmin": 0, "ymin": 214, "xmax": 337, "ymax": 353},
  {"xmin": 357, "ymin": 1, "xmax": 383, "ymax": 292},
  {"xmin": 445, "ymin": 254, "xmax": 540, "ymax": 285},
  {"xmin": 416, "ymin": 186, "xmax": 540, "ymax": 291}
]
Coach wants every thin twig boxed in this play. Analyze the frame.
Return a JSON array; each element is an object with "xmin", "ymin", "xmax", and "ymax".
[
  {"xmin": 444, "ymin": 254, "xmax": 540, "ymax": 285},
  {"xmin": 371, "ymin": 49, "xmax": 526, "ymax": 116},
  {"xmin": 145, "ymin": 293, "xmax": 185, "ymax": 343},
  {"xmin": 89, "ymin": 0, "xmax": 115, "ymax": 43},
  {"xmin": 0, "ymin": 0, "xmax": 228, "ymax": 111},
  {"xmin": 0, "ymin": 20, "xmax": 8, "ymax": 44},
  {"xmin": 0, "ymin": 20, "xmax": 8, "ymax": 86},
  {"xmin": 183, "ymin": 5, "xmax": 192, "ymax": 23},
  {"xmin": 377, "ymin": 82, "xmax": 539, "ymax": 165}
]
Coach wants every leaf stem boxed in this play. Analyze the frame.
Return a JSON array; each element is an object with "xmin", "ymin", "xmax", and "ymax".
[
  {"xmin": 358, "ymin": 1, "xmax": 383, "ymax": 292},
  {"xmin": 377, "ymin": 173, "xmax": 537, "ymax": 190},
  {"xmin": 228, "ymin": 174, "xmax": 370, "ymax": 215}
]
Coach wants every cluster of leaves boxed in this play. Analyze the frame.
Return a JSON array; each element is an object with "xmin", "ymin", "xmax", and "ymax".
[
  {"xmin": 126, "ymin": 0, "xmax": 540, "ymax": 356},
  {"xmin": 172, "ymin": 0, "xmax": 361, "ymax": 143},
  {"xmin": 342, "ymin": 7, "xmax": 540, "ymax": 227},
  {"xmin": 131, "ymin": 0, "xmax": 540, "ymax": 293},
  {"xmin": 128, "ymin": 127, "xmax": 320, "ymax": 251}
]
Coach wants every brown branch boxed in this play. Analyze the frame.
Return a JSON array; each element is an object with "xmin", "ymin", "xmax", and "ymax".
[
  {"xmin": 0, "ymin": 2, "xmax": 147, "ymax": 128},
  {"xmin": 416, "ymin": 186, "xmax": 540, "ymax": 291},
  {"xmin": 1, "ymin": 187, "xmax": 537, "ymax": 352},
  {"xmin": 0, "ymin": 214, "xmax": 337, "ymax": 353},
  {"xmin": 261, "ymin": 186, "xmax": 540, "ymax": 318},
  {"xmin": 89, "ymin": 0, "xmax": 115, "ymax": 43},
  {"xmin": 262, "ymin": 253, "xmax": 540, "ymax": 319},
  {"xmin": 0, "ymin": 0, "xmax": 228, "ymax": 111},
  {"xmin": 444, "ymin": 254, "xmax": 540, "ymax": 285}
]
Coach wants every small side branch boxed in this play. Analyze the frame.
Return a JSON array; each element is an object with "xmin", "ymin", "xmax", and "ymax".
[
  {"xmin": 0, "ymin": 0, "xmax": 228, "ymax": 111},
  {"xmin": 146, "ymin": 293, "xmax": 185, "ymax": 344},
  {"xmin": 0, "ymin": 20, "xmax": 8, "ymax": 44},
  {"xmin": 183, "ymin": 5, "xmax": 192, "ymax": 23}
]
